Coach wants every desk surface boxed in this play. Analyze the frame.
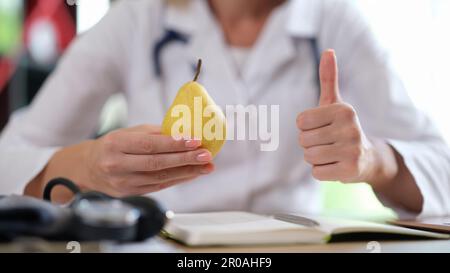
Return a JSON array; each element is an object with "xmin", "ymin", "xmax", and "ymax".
[
  {"xmin": 2, "ymin": 238, "xmax": 450, "ymax": 253},
  {"xmin": 165, "ymin": 239, "xmax": 450, "ymax": 253}
]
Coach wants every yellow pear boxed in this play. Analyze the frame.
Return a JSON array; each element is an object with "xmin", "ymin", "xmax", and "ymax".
[{"xmin": 161, "ymin": 60, "xmax": 226, "ymax": 158}]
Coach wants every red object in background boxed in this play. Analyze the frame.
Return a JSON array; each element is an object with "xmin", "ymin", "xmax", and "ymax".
[
  {"xmin": 0, "ymin": 58, "xmax": 12, "ymax": 129},
  {"xmin": 0, "ymin": 0, "xmax": 77, "ymax": 93},
  {"xmin": 0, "ymin": 59, "xmax": 14, "ymax": 94},
  {"xmin": 24, "ymin": 0, "xmax": 76, "ymax": 54},
  {"xmin": 0, "ymin": 0, "xmax": 77, "ymax": 130}
]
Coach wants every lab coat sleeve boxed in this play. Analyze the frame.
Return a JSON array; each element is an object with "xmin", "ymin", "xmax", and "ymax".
[
  {"xmin": 318, "ymin": 0, "xmax": 450, "ymax": 218},
  {"xmin": 0, "ymin": 0, "xmax": 136, "ymax": 195}
]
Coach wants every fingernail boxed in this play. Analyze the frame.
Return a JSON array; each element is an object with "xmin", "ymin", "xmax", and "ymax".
[
  {"xmin": 200, "ymin": 165, "xmax": 213, "ymax": 174},
  {"xmin": 185, "ymin": 140, "xmax": 201, "ymax": 148},
  {"xmin": 197, "ymin": 152, "xmax": 212, "ymax": 162}
]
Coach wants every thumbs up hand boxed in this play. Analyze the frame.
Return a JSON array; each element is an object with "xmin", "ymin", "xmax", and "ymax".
[{"xmin": 296, "ymin": 50, "xmax": 376, "ymax": 183}]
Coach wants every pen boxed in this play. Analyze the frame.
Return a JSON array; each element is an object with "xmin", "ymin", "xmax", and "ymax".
[{"xmin": 273, "ymin": 213, "xmax": 320, "ymax": 227}]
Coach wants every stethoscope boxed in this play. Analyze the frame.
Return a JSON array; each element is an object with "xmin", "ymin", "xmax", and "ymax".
[
  {"xmin": 151, "ymin": 28, "xmax": 195, "ymax": 108},
  {"xmin": 152, "ymin": 29, "xmax": 190, "ymax": 78}
]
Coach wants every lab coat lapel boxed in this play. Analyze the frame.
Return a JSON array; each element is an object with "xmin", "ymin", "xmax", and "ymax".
[
  {"xmin": 243, "ymin": 0, "xmax": 322, "ymax": 103},
  {"xmin": 242, "ymin": 3, "xmax": 296, "ymax": 103}
]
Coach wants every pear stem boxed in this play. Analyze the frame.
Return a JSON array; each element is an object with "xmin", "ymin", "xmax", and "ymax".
[{"xmin": 193, "ymin": 59, "xmax": 202, "ymax": 82}]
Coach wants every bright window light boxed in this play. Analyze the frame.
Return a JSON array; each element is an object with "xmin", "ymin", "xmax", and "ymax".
[{"xmin": 357, "ymin": 0, "xmax": 450, "ymax": 144}]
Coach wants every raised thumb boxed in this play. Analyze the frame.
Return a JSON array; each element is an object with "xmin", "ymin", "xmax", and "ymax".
[{"xmin": 319, "ymin": 49, "xmax": 341, "ymax": 106}]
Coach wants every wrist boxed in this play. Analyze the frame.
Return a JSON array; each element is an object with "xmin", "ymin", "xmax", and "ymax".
[
  {"xmin": 33, "ymin": 140, "xmax": 94, "ymax": 202},
  {"xmin": 73, "ymin": 140, "xmax": 95, "ymax": 191},
  {"xmin": 364, "ymin": 138, "xmax": 399, "ymax": 190}
]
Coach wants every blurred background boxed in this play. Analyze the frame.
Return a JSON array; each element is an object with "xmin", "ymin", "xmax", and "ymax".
[{"xmin": 0, "ymin": 0, "xmax": 449, "ymax": 220}]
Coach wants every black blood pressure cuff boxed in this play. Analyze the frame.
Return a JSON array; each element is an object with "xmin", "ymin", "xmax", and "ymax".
[
  {"xmin": 0, "ymin": 195, "xmax": 71, "ymax": 242},
  {"xmin": 0, "ymin": 178, "xmax": 167, "ymax": 243}
]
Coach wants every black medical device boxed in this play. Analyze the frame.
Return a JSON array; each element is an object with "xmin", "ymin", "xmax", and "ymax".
[{"xmin": 0, "ymin": 178, "xmax": 167, "ymax": 242}]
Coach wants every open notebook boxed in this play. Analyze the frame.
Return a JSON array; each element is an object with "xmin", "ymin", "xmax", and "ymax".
[{"xmin": 162, "ymin": 212, "xmax": 449, "ymax": 246}]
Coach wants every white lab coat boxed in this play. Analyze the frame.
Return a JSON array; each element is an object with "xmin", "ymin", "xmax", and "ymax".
[{"xmin": 1, "ymin": 0, "xmax": 450, "ymax": 218}]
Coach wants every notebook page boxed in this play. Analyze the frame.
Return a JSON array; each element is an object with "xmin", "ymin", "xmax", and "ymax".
[{"xmin": 166, "ymin": 211, "xmax": 310, "ymax": 234}]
